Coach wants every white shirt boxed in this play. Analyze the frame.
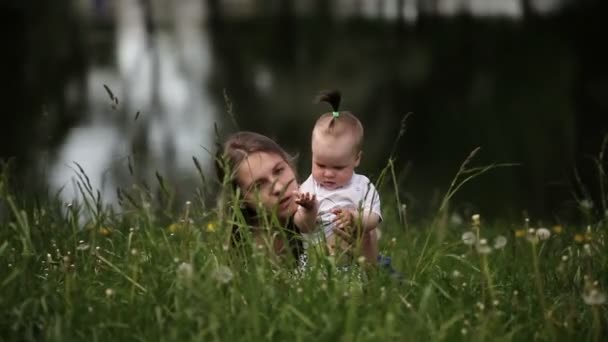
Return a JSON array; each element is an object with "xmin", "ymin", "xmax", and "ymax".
[{"xmin": 299, "ymin": 173, "xmax": 382, "ymax": 247}]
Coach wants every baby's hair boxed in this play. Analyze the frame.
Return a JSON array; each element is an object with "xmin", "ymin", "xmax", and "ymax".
[{"xmin": 314, "ymin": 90, "xmax": 364, "ymax": 151}]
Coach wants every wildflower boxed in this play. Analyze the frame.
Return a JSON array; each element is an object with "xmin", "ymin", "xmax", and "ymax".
[
  {"xmin": 99, "ymin": 227, "xmax": 112, "ymax": 236},
  {"xmin": 582, "ymin": 289, "xmax": 606, "ymax": 305},
  {"xmin": 450, "ymin": 213, "xmax": 463, "ymax": 225},
  {"xmin": 574, "ymin": 234, "xmax": 584, "ymax": 243},
  {"xmin": 167, "ymin": 223, "xmax": 182, "ymax": 233},
  {"xmin": 552, "ymin": 225, "xmax": 563, "ymax": 234},
  {"xmin": 514, "ymin": 229, "xmax": 526, "ymax": 238},
  {"xmin": 526, "ymin": 229, "xmax": 538, "ymax": 244},
  {"xmin": 580, "ymin": 199, "xmax": 593, "ymax": 210},
  {"xmin": 390, "ymin": 237, "xmax": 397, "ymax": 246},
  {"xmin": 472, "ymin": 214, "xmax": 481, "ymax": 226},
  {"xmin": 493, "ymin": 235, "xmax": 507, "ymax": 249},
  {"xmin": 105, "ymin": 288, "xmax": 114, "ymax": 298},
  {"xmin": 76, "ymin": 242, "xmax": 90, "ymax": 251},
  {"xmin": 476, "ymin": 239, "xmax": 492, "ymax": 254},
  {"xmin": 462, "ymin": 231, "xmax": 476, "ymax": 246},
  {"xmin": 206, "ymin": 222, "xmax": 216, "ymax": 233},
  {"xmin": 213, "ymin": 265, "xmax": 234, "ymax": 284},
  {"xmin": 583, "ymin": 244, "xmax": 592, "ymax": 256},
  {"xmin": 536, "ymin": 228, "xmax": 551, "ymax": 241},
  {"xmin": 177, "ymin": 262, "xmax": 193, "ymax": 280}
]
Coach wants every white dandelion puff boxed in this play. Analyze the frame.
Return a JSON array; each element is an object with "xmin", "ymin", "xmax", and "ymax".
[
  {"xmin": 493, "ymin": 235, "xmax": 507, "ymax": 249},
  {"xmin": 582, "ymin": 289, "xmax": 606, "ymax": 305},
  {"xmin": 76, "ymin": 241, "xmax": 90, "ymax": 251},
  {"xmin": 105, "ymin": 288, "xmax": 114, "ymax": 298},
  {"xmin": 213, "ymin": 265, "xmax": 234, "ymax": 284},
  {"xmin": 462, "ymin": 232, "xmax": 476, "ymax": 246},
  {"xmin": 580, "ymin": 199, "xmax": 593, "ymax": 210},
  {"xmin": 536, "ymin": 228, "xmax": 551, "ymax": 240},
  {"xmin": 177, "ymin": 262, "xmax": 193, "ymax": 280}
]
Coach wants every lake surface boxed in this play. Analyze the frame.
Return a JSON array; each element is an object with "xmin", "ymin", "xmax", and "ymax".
[{"xmin": 1, "ymin": 0, "xmax": 607, "ymax": 222}]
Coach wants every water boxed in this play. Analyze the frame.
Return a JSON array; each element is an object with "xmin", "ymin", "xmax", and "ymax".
[{"xmin": 1, "ymin": 0, "xmax": 607, "ymax": 222}]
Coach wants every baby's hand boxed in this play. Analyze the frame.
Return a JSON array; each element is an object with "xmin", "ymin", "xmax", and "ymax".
[
  {"xmin": 294, "ymin": 191, "xmax": 317, "ymax": 210},
  {"xmin": 331, "ymin": 208, "xmax": 356, "ymax": 231}
]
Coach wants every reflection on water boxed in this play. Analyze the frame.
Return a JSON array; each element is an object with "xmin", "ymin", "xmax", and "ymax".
[
  {"xmin": 49, "ymin": 0, "xmax": 217, "ymax": 204},
  {"xmin": 2, "ymin": 0, "xmax": 607, "ymax": 221}
]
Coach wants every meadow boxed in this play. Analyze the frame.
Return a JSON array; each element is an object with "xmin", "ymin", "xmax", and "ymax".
[{"xmin": 1, "ymin": 141, "xmax": 607, "ymax": 342}]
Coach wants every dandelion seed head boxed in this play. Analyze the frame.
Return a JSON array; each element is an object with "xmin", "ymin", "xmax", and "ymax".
[
  {"xmin": 297, "ymin": 287, "xmax": 303, "ymax": 294},
  {"xmin": 582, "ymin": 289, "xmax": 606, "ymax": 305},
  {"xmin": 88, "ymin": 306, "xmax": 93, "ymax": 313},
  {"xmin": 212, "ymin": 265, "xmax": 234, "ymax": 284},
  {"xmin": 536, "ymin": 228, "xmax": 551, "ymax": 240},
  {"xmin": 476, "ymin": 302, "xmax": 485, "ymax": 311},
  {"xmin": 492, "ymin": 300, "xmax": 500, "ymax": 306},
  {"xmin": 583, "ymin": 244, "xmax": 592, "ymax": 255},
  {"xmin": 76, "ymin": 243, "xmax": 90, "ymax": 251},
  {"xmin": 173, "ymin": 257, "xmax": 179, "ymax": 263},
  {"xmin": 476, "ymin": 243, "xmax": 492, "ymax": 254},
  {"xmin": 461, "ymin": 328, "xmax": 468, "ymax": 335},
  {"xmin": 185, "ymin": 201, "xmax": 191, "ymax": 206},
  {"xmin": 321, "ymin": 283, "xmax": 327, "ymax": 291},
  {"xmin": 222, "ymin": 245, "xmax": 229, "ymax": 251},
  {"xmin": 452, "ymin": 270, "xmax": 461, "ymax": 278},
  {"xmin": 462, "ymin": 282, "xmax": 467, "ymax": 288},
  {"xmin": 63, "ymin": 256, "xmax": 69, "ymax": 263},
  {"xmin": 357, "ymin": 256, "xmax": 366, "ymax": 264},
  {"xmin": 580, "ymin": 199, "xmax": 593, "ymax": 210},
  {"xmin": 450, "ymin": 213, "xmax": 463, "ymax": 225},
  {"xmin": 131, "ymin": 249, "xmax": 138, "ymax": 256},
  {"xmin": 561, "ymin": 255, "xmax": 568, "ymax": 262},
  {"xmin": 8, "ymin": 264, "xmax": 12, "ymax": 267},
  {"xmin": 95, "ymin": 246, "xmax": 100, "ymax": 251},
  {"xmin": 494, "ymin": 235, "xmax": 507, "ymax": 249},
  {"xmin": 177, "ymin": 262, "xmax": 193, "ymax": 280},
  {"xmin": 129, "ymin": 227, "xmax": 135, "ymax": 233},
  {"xmin": 105, "ymin": 288, "xmax": 114, "ymax": 298},
  {"xmin": 462, "ymin": 231, "xmax": 476, "ymax": 246},
  {"xmin": 479, "ymin": 238, "xmax": 488, "ymax": 245}
]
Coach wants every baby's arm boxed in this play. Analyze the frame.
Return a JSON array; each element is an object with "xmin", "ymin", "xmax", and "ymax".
[{"xmin": 293, "ymin": 192, "xmax": 318, "ymax": 233}]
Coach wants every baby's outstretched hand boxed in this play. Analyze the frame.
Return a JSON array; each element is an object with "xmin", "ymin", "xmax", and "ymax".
[{"xmin": 294, "ymin": 191, "xmax": 317, "ymax": 210}]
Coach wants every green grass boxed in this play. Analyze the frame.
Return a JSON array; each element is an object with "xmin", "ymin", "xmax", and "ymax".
[{"xmin": 1, "ymin": 139, "xmax": 608, "ymax": 342}]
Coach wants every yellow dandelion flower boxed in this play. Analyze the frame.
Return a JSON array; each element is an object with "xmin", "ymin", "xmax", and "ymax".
[
  {"xmin": 514, "ymin": 229, "xmax": 526, "ymax": 238},
  {"xmin": 168, "ymin": 223, "xmax": 181, "ymax": 233},
  {"xmin": 574, "ymin": 234, "xmax": 584, "ymax": 243},
  {"xmin": 99, "ymin": 227, "xmax": 112, "ymax": 236},
  {"xmin": 206, "ymin": 222, "xmax": 216, "ymax": 233},
  {"xmin": 552, "ymin": 225, "xmax": 563, "ymax": 234}
]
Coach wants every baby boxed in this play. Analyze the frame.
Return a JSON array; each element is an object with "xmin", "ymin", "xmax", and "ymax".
[{"xmin": 299, "ymin": 90, "xmax": 381, "ymax": 263}]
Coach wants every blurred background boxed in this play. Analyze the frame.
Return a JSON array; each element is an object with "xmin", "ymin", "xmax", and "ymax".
[{"xmin": 1, "ymin": 0, "xmax": 607, "ymax": 223}]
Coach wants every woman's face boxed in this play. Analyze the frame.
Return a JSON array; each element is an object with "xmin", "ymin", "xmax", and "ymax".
[{"xmin": 235, "ymin": 151, "xmax": 298, "ymax": 220}]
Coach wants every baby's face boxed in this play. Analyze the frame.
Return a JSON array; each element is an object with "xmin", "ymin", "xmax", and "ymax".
[{"xmin": 311, "ymin": 135, "xmax": 360, "ymax": 190}]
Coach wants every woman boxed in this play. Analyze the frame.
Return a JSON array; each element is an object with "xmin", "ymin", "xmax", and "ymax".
[{"xmin": 215, "ymin": 131, "xmax": 317, "ymax": 264}]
